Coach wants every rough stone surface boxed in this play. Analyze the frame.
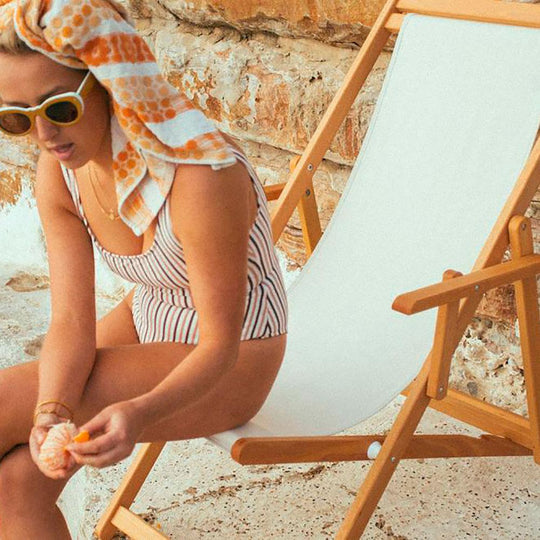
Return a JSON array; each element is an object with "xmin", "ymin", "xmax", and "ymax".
[
  {"xmin": 136, "ymin": 18, "xmax": 387, "ymax": 266},
  {"xmin": 148, "ymin": 22, "xmax": 388, "ymax": 164},
  {"xmin": 127, "ymin": 0, "xmax": 386, "ymax": 45},
  {"xmin": 0, "ymin": 133, "xmax": 39, "ymax": 208},
  {"xmin": 452, "ymin": 317, "xmax": 527, "ymax": 415}
]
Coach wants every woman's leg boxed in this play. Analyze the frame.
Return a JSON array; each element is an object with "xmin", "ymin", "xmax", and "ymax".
[
  {"xmin": 0, "ymin": 296, "xmax": 140, "ymax": 539},
  {"xmin": 0, "ymin": 293, "xmax": 286, "ymax": 538},
  {"xmin": 0, "ymin": 445, "xmax": 73, "ymax": 539}
]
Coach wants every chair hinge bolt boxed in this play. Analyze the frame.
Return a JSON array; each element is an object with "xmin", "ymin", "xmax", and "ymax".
[
  {"xmin": 391, "ymin": 456, "xmax": 396, "ymax": 463},
  {"xmin": 307, "ymin": 163, "xmax": 314, "ymax": 171},
  {"xmin": 305, "ymin": 189, "xmax": 311, "ymax": 196},
  {"xmin": 521, "ymin": 223, "xmax": 527, "ymax": 231},
  {"xmin": 439, "ymin": 386, "xmax": 444, "ymax": 393},
  {"xmin": 474, "ymin": 285, "xmax": 480, "ymax": 291}
]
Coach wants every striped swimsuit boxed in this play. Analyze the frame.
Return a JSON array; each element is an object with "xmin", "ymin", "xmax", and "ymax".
[{"xmin": 61, "ymin": 151, "xmax": 288, "ymax": 345}]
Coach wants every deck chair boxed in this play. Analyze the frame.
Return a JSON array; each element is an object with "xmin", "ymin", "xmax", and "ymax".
[{"xmin": 96, "ymin": 1, "xmax": 540, "ymax": 538}]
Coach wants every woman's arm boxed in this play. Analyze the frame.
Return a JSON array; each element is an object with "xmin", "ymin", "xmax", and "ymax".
[
  {"xmin": 34, "ymin": 152, "xmax": 97, "ymax": 421},
  {"xmin": 131, "ymin": 160, "xmax": 255, "ymax": 423},
  {"xmin": 71, "ymin": 161, "xmax": 256, "ymax": 464}
]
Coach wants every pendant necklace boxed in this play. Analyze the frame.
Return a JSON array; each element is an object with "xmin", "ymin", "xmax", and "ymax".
[{"xmin": 88, "ymin": 164, "xmax": 120, "ymax": 221}]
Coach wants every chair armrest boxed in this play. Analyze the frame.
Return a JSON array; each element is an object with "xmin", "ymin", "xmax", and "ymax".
[{"xmin": 393, "ymin": 254, "xmax": 540, "ymax": 315}]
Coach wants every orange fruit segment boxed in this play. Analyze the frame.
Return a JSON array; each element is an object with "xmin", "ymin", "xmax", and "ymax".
[{"xmin": 73, "ymin": 430, "xmax": 90, "ymax": 443}]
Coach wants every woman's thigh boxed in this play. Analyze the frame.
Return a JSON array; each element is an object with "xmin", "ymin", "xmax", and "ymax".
[
  {"xmin": 78, "ymin": 334, "xmax": 286, "ymax": 440},
  {"xmin": 95, "ymin": 288, "xmax": 139, "ymax": 348},
  {"xmin": 137, "ymin": 334, "xmax": 286, "ymax": 441},
  {"xmin": 1, "ymin": 292, "xmax": 286, "ymax": 450}
]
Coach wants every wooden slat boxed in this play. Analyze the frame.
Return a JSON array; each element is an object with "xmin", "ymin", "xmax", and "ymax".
[
  {"xmin": 264, "ymin": 182, "xmax": 286, "ymax": 201},
  {"xmin": 270, "ymin": 0, "xmax": 399, "ymax": 241},
  {"xmin": 427, "ymin": 270, "xmax": 461, "ymax": 399},
  {"xmin": 297, "ymin": 181, "xmax": 322, "ymax": 255},
  {"xmin": 289, "ymin": 156, "xmax": 323, "ymax": 254},
  {"xmin": 410, "ymin": 388, "xmax": 533, "ymax": 449},
  {"xmin": 509, "ymin": 216, "xmax": 540, "ymax": 464},
  {"xmin": 337, "ymin": 360, "xmax": 431, "ymax": 539},
  {"xmin": 385, "ymin": 13, "xmax": 405, "ymax": 32},
  {"xmin": 232, "ymin": 434, "xmax": 531, "ymax": 464},
  {"xmin": 392, "ymin": 254, "xmax": 540, "ymax": 315},
  {"xmin": 95, "ymin": 441, "xmax": 166, "ymax": 539},
  {"xmin": 111, "ymin": 506, "xmax": 168, "ymax": 539},
  {"xmin": 397, "ymin": 0, "xmax": 540, "ymax": 29}
]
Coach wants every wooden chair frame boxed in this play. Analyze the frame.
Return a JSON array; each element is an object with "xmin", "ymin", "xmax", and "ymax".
[{"xmin": 96, "ymin": 1, "xmax": 540, "ymax": 538}]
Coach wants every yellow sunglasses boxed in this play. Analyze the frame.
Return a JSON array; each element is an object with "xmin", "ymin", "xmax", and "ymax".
[{"xmin": 0, "ymin": 71, "xmax": 96, "ymax": 136}]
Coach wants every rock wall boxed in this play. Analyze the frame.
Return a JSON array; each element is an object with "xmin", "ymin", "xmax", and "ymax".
[
  {"xmin": 131, "ymin": 0, "xmax": 385, "ymax": 44},
  {"xmin": 1, "ymin": 0, "xmax": 539, "ymax": 416}
]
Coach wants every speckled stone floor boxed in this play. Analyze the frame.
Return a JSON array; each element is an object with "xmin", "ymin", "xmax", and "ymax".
[{"xmin": 0, "ymin": 264, "xmax": 538, "ymax": 539}]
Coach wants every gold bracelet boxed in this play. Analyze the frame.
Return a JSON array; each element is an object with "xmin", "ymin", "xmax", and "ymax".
[
  {"xmin": 33, "ymin": 409, "xmax": 64, "ymax": 426},
  {"xmin": 34, "ymin": 400, "xmax": 74, "ymax": 421}
]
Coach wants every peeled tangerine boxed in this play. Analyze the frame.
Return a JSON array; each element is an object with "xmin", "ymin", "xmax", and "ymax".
[{"xmin": 39, "ymin": 422, "xmax": 86, "ymax": 471}]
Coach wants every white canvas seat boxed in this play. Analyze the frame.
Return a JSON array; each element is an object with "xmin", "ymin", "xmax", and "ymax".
[{"xmin": 209, "ymin": 14, "xmax": 540, "ymax": 449}]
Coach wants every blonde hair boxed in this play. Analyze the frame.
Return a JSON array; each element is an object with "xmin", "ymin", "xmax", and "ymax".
[{"xmin": 0, "ymin": 26, "xmax": 34, "ymax": 55}]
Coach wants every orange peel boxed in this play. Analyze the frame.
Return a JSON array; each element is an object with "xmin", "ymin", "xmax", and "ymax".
[{"xmin": 73, "ymin": 430, "xmax": 90, "ymax": 443}]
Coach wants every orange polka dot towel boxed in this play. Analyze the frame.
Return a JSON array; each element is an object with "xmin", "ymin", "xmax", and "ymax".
[{"xmin": 0, "ymin": 0, "xmax": 237, "ymax": 235}]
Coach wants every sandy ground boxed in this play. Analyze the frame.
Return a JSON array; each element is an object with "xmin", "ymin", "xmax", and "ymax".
[{"xmin": 0, "ymin": 264, "xmax": 538, "ymax": 539}]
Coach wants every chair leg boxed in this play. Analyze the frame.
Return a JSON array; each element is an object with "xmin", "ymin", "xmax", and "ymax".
[
  {"xmin": 95, "ymin": 441, "xmax": 166, "ymax": 539},
  {"xmin": 298, "ymin": 180, "xmax": 322, "ymax": 255},
  {"xmin": 336, "ymin": 362, "xmax": 431, "ymax": 539},
  {"xmin": 509, "ymin": 216, "xmax": 540, "ymax": 463}
]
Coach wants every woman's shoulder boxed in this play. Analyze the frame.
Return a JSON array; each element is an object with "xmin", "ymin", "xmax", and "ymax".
[
  {"xmin": 35, "ymin": 152, "xmax": 64, "ymax": 198},
  {"xmin": 167, "ymin": 152, "xmax": 256, "ymax": 238},
  {"xmin": 170, "ymin": 158, "xmax": 251, "ymax": 207},
  {"xmin": 35, "ymin": 152, "xmax": 78, "ymax": 217},
  {"xmin": 170, "ymin": 134, "xmax": 249, "ymax": 194}
]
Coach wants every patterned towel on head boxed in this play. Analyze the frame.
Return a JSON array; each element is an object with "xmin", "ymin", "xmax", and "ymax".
[{"xmin": 0, "ymin": 0, "xmax": 237, "ymax": 235}]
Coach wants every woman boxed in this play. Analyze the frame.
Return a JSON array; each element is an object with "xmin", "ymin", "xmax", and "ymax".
[{"xmin": 0, "ymin": 0, "xmax": 287, "ymax": 537}]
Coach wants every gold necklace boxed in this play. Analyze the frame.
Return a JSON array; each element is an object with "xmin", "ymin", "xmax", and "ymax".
[{"xmin": 88, "ymin": 164, "xmax": 120, "ymax": 221}]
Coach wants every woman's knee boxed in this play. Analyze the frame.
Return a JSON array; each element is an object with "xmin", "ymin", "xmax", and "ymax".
[
  {"xmin": 0, "ymin": 447, "xmax": 38, "ymax": 510},
  {"xmin": 0, "ymin": 446, "xmax": 65, "ymax": 513},
  {"xmin": 0, "ymin": 362, "xmax": 37, "ymax": 455}
]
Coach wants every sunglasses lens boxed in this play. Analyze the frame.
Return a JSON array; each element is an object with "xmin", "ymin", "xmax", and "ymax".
[
  {"xmin": 45, "ymin": 101, "xmax": 79, "ymax": 123},
  {"xmin": 0, "ymin": 112, "xmax": 32, "ymax": 135}
]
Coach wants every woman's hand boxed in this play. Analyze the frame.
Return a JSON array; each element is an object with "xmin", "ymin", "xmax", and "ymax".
[
  {"xmin": 66, "ymin": 401, "xmax": 144, "ymax": 468},
  {"xmin": 29, "ymin": 414, "xmax": 80, "ymax": 480}
]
